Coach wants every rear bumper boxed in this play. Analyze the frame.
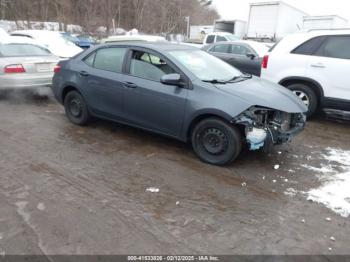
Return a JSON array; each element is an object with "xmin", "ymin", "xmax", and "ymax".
[{"xmin": 0, "ymin": 74, "xmax": 53, "ymax": 90}]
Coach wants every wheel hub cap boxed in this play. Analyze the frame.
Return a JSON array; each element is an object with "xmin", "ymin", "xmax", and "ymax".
[{"xmin": 293, "ymin": 90, "xmax": 310, "ymax": 107}]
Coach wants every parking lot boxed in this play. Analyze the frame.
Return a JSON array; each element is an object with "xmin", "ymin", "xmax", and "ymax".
[{"xmin": 0, "ymin": 92, "xmax": 348, "ymax": 255}]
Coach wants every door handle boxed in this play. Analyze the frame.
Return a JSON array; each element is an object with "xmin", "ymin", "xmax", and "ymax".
[
  {"xmin": 123, "ymin": 82, "xmax": 138, "ymax": 89},
  {"xmin": 79, "ymin": 71, "xmax": 89, "ymax": 77},
  {"xmin": 310, "ymin": 63, "xmax": 325, "ymax": 68}
]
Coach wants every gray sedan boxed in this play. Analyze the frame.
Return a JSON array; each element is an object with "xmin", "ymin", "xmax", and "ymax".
[
  {"xmin": 202, "ymin": 40, "xmax": 270, "ymax": 76},
  {"xmin": 0, "ymin": 42, "xmax": 59, "ymax": 91},
  {"xmin": 52, "ymin": 42, "xmax": 306, "ymax": 165}
]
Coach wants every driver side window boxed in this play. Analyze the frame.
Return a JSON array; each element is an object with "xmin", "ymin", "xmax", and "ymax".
[{"xmin": 130, "ymin": 51, "xmax": 176, "ymax": 82}]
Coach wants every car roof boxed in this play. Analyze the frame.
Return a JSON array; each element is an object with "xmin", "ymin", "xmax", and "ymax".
[
  {"xmin": 207, "ymin": 40, "xmax": 264, "ymax": 45},
  {"xmin": 1, "ymin": 36, "xmax": 41, "ymax": 45},
  {"xmin": 271, "ymin": 29, "xmax": 350, "ymax": 53},
  {"xmin": 101, "ymin": 35, "xmax": 167, "ymax": 44},
  {"xmin": 12, "ymin": 30, "xmax": 61, "ymax": 38},
  {"xmin": 204, "ymin": 40, "xmax": 269, "ymax": 57},
  {"xmin": 99, "ymin": 42, "xmax": 198, "ymax": 52},
  {"xmin": 304, "ymin": 29, "xmax": 350, "ymax": 36},
  {"xmin": 207, "ymin": 32, "xmax": 234, "ymax": 36}
]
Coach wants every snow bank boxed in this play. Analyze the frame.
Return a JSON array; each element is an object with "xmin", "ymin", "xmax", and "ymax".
[
  {"xmin": 0, "ymin": 20, "xmax": 82, "ymax": 33},
  {"xmin": 305, "ymin": 148, "xmax": 350, "ymax": 217}
]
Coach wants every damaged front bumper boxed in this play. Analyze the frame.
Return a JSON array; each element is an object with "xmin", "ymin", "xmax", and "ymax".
[{"xmin": 232, "ymin": 106, "xmax": 306, "ymax": 151}]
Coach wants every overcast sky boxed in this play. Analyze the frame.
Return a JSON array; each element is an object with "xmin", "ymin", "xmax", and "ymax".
[{"xmin": 212, "ymin": 0, "xmax": 350, "ymax": 22}]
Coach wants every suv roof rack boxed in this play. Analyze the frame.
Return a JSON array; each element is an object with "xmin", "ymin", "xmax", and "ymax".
[{"xmin": 308, "ymin": 28, "xmax": 350, "ymax": 32}]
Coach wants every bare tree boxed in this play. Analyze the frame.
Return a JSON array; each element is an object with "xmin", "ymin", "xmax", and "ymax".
[{"xmin": 0, "ymin": 0, "xmax": 220, "ymax": 35}]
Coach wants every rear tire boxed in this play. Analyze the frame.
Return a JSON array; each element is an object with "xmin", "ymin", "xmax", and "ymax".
[
  {"xmin": 287, "ymin": 83, "xmax": 318, "ymax": 117},
  {"xmin": 64, "ymin": 90, "xmax": 90, "ymax": 125},
  {"xmin": 191, "ymin": 118, "xmax": 242, "ymax": 166}
]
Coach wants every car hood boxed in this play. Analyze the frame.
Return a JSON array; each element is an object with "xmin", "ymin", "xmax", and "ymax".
[{"xmin": 215, "ymin": 77, "xmax": 307, "ymax": 113}]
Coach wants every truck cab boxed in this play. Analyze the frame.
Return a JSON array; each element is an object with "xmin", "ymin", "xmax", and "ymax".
[{"xmin": 203, "ymin": 32, "xmax": 239, "ymax": 46}]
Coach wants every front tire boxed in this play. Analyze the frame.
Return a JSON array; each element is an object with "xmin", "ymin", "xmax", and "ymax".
[
  {"xmin": 191, "ymin": 118, "xmax": 242, "ymax": 166},
  {"xmin": 64, "ymin": 90, "xmax": 90, "ymax": 125},
  {"xmin": 287, "ymin": 83, "xmax": 318, "ymax": 117}
]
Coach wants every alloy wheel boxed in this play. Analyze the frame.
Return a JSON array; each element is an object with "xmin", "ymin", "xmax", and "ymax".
[{"xmin": 293, "ymin": 90, "xmax": 310, "ymax": 108}]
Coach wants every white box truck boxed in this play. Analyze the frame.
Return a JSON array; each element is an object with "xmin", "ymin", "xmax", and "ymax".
[
  {"xmin": 302, "ymin": 15, "xmax": 348, "ymax": 30},
  {"xmin": 247, "ymin": 1, "xmax": 308, "ymax": 41},
  {"xmin": 214, "ymin": 20, "xmax": 247, "ymax": 39}
]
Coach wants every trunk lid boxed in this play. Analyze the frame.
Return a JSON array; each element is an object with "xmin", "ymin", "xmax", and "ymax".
[{"xmin": 1, "ymin": 56, "xmax": 59, "ymax": 74}]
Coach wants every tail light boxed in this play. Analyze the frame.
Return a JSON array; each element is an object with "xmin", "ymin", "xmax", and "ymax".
[
  {"xmin": 262, "ymin": 55, "xmax": 269, "ymax": 69},
  {"xmin": 54, "ymin": 65, "xmax": 61, "ymax": 73},
  {"xmin": 4, "ymin": 64, "xmax": 26, "ymax": 74}
]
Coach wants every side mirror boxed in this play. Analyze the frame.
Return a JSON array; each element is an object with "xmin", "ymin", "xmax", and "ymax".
[
  {"xmin": 160, "ymin": 73, "xmax": 184, "ymax": 87},
  {"xmin": 246, "ymin": 53, "xmax": 256, "ymax": 60}
]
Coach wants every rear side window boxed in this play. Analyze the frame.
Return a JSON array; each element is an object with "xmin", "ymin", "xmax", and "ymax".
[
  {"xmin": 206, "ymin": 35, "xmax": 215, "ymax": 44},
  {"xmin": 315, "ymin": 36, "xmax": 350, "ymax": 59},
  {"xmin": 83, "ymin": 52, "xmax": 95, "ymax": 66},
  {"xmin": 291, "ymin": 36, "xmax": 327, "ymax": 55},
  {"xmin": 92, "ymin": 47, "xmax": 126, "ymax": 73},
  {"xmin": 210, "ymin": 44, "xmax": 230, "ymax": 53},
  {"xmin": 216, "ymin": 36, "xmax": 227, "ymax": 42},
  {"xmin": 0, "ymin": 44, "xmax": 50, "ymax": 57}
]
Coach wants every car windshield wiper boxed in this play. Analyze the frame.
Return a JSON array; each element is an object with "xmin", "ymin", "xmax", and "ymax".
[
  {"xmin": 202, "ymin": 79, "xmax": 228, "ymax": 84},
  {"xmin": 241, "ymin": 73, "xmax": 253, "ymax": 79},
  {"xmin": 225, "ymin": 76, "xmax": 241, "ymax": 82},
  {"xmin": 226, "ymin": 74, "xmax": 253, "ymax": 83},
  {"xmin": 203, "ymin": 74, "xmax": 253, "ymax": 85}
]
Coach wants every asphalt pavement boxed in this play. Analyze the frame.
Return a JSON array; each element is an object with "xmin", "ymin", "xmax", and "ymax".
[{"xmin": 0, "ymin": 93, "xmax": 349, "ymax": 255}]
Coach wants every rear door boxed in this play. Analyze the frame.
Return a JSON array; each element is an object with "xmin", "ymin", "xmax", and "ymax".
[
  {"xmin": 78, "ymin": 47, "xmax": 127, "ymax": 119},
  {"xmin": 307, "ymin": 35, "xmax": 350, "ymax": 103},
  {"xmin": 122, "ymin": 48, "xmax": 188, "ymax": 137}
]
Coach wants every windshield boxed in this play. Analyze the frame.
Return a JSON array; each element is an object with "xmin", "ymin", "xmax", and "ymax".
[
  {"xmin": 0, "ymin": 44, "xmax": 51, "ymax": 57},
  {"xmin": 169, "ymin": 50, "xmax": 241, "ymax": 82}
]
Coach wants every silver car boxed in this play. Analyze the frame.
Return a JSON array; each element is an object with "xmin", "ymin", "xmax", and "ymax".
[{"xmin": 0, "ymin": 42, "xmax": 59, "ymax": 91}]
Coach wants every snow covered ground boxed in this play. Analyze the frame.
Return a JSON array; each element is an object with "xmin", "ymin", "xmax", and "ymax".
[
  {"xmin": 303, "ymin": 148, "xmax": 350, "ymax": 217},
  {"xmin": 0, "ymin": 20, "xmax": 82, "ymax": 33}
]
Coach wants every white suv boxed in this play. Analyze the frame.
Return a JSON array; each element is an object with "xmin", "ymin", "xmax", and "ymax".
[{"xmin": 261, "ymin": 29, "xmax": 350, "ymax": 116}]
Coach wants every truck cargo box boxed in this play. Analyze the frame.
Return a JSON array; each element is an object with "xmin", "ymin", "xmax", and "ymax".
[
  {"xmin": 247, "ymin": 1, "xmax": 308, "ymax": 41},
  {"xmin": 302, "ymin": 15, "xmax": 348, "ymax": 30}
]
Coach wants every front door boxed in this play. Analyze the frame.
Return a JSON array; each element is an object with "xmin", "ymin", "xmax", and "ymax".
[
  {"xmin": 123, "ymin": 49, "xmax": 188, "ymax": 137},
  {"xmin": 307, "ymin": 35, "xmax": 350, "ymax": 105}
]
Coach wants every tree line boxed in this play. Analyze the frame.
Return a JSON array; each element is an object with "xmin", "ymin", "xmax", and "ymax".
[{"xmin": 0, "ymin": 0, "xmax": 219, "ymax": 35}]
